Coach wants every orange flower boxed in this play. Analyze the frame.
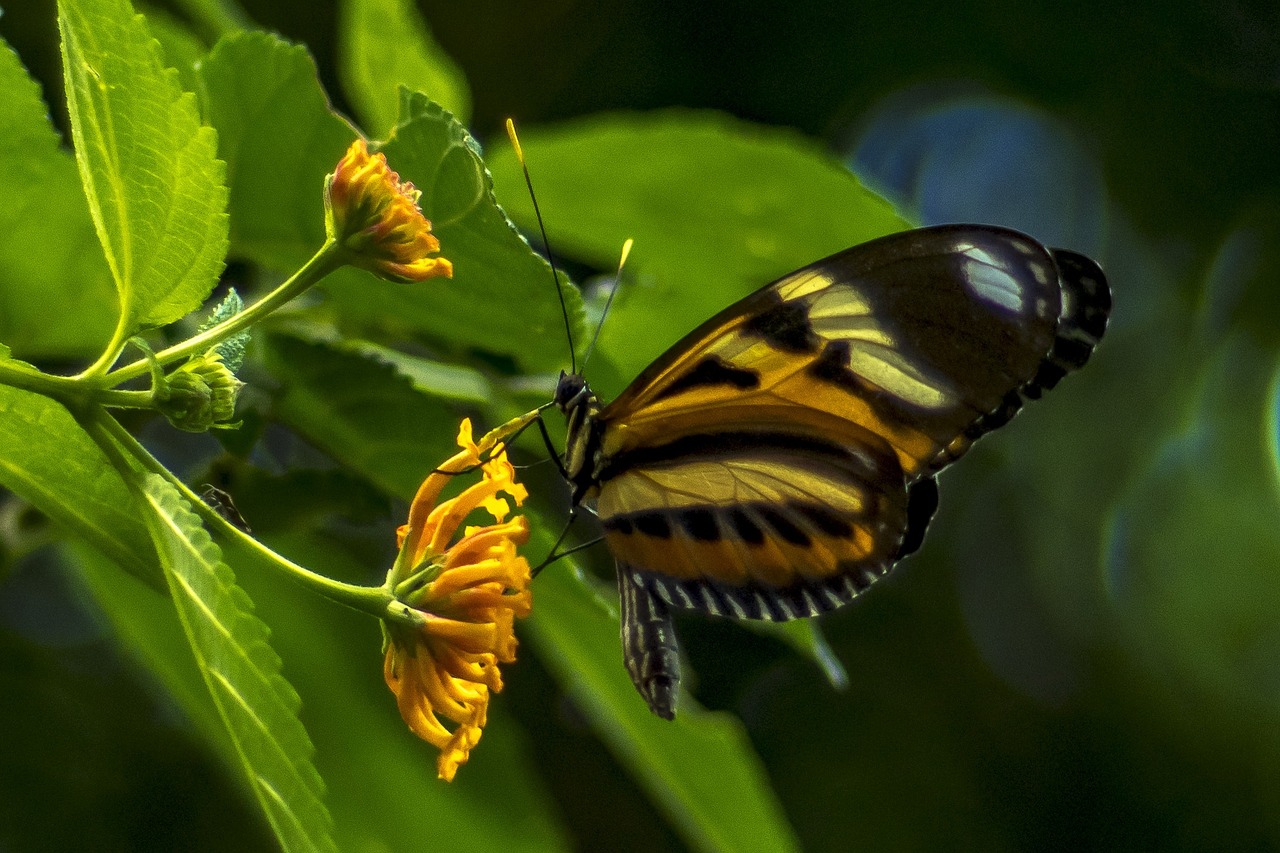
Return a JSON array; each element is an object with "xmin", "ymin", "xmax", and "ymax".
[
  {"xmin": 324, "ymin": 139, "xmax": 454, "ymax": 283},
  {"xmin": 383, "ymin": 416, "xmax": 534, "ymax": 781}
]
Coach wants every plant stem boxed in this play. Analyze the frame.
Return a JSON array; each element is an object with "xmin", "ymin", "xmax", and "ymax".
[
  {"xmin": 92, "ymin": 408, "xmax": 413, "ymax": 626},
  {"xmin": 77, "ymin": 304, "xmax": 134, "ymax": 381},
  {"xmin": 101, "ymin": 239, "xmax": 343, "ymax": 388},
  {"xmin": 0, "ymin": 358, "xmax": 151, "ymax": 409}
]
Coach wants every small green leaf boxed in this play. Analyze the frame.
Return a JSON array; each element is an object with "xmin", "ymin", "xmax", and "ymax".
[
  {"xmin": 0, "ymin": 34, "xmax": 116, "ymax": 358},
  {"xmin": 526, "ymin": 538, "xmax": 802, "ymax": 853},
  {"xmin": 339, "ymin": 0, "xmax": 472, "ymax": 134},
  {"xmin": 0, "ymin": 385, "xmax": 158, "ymax": 586},
  {"xmin": 141, "ymin": 3, "xmax": 210, "ymax": 94},
  {"xmin": 138, "ymin": 472, "xmax": 337, "ymax": 853},
  {"xmin": 754, "ymin": 620, "xmax": 850, "ymax": 690},
  {"xmin": 199, "ymin": 288, "xmax": 248, "ymax": 370},
  {"xmin": 486, "ymin": 110, "xmax": 909, "ymax": 391},
  {"xmin": 167, "ymin": 0, "xmax": 251, "ymax": 36},
  {"xmin": 58, "ymin": 0, "xmax": 228, "ymax": 333}
]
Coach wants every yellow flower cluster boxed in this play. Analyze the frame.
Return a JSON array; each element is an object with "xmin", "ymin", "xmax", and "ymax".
[
  {"xmin": 383, "ymin": 419, "xmax": 532, "ymax": 781},
  {"xmin": 325, "ymin": 139, "xmax": 453, "ymax": 283}
]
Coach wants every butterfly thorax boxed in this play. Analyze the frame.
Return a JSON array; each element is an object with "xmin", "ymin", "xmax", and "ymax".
[{"xmin": 554, "ymin": 371, "xmax": 606, "ymax": 507}]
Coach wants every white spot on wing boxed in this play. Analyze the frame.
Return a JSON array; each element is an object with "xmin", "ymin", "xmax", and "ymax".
[{"xmin": 960, "ymin": 256, "xmax": 1026, "ymax": 314}]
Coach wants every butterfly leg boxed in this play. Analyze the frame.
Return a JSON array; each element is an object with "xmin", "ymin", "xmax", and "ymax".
[
  {"xmin": 617, "ymin": 562, "xmax": 681, "ymax": 719},
  {"xmin": 534, "ymin": 414, "xmax": 570, "ymax": 480}
]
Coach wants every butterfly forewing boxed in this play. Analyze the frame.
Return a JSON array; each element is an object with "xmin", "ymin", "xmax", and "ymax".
[{"xmin": 603, "ymin": 225, "xmax": 1095, "ymax": 481}]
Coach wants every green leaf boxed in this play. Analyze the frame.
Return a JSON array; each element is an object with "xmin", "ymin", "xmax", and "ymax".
[
  {"xmin": 67, "ymin": 542, "xmax": 232, "ymax": 755},
  {"xmin": 137, "ymin": 472, "xmax": 337, "ymax": 853},
  {"xmin": 329, "ymin": 92, "xmax": 585, "ymax": 373},
  {"xmin": 339, "ymin": 340, "xmax": 494, "ymax": 404},
  {"xmin": 198, "ymin": 288, "xmax": 248, "ymax": 370},
  {"xmin": 339, "ymin": 0, "xmax": 472, "ymax": 134},
  {"xmin": 197, "ymin": 32, "xmax": 356, "ymax": 272},
  {"xmin": 527, "ymin": 543, "xmax": 801, "ymax": 853},
  {"xmin": 262, "ymin": 334, "xmax": 459, "ymax": 498},
  {"xmin": 754, "ymin": 620, "xmax": 849, "ymax": 690},
  {"xmin": 0, "ymin": 34, "xmax": 116, "ymax": 358},
  {"xmin": 167, "ymin": 0, "xmax": 251, "ymax": 37},
  {"xmin": 486, "ymin": 110, "xmax": 910, "ymax": 391},
  {"xmin": 58, "ymin": 0, "xmax": 228, "ymax": 334},
  {"xmin": 0, "ymin": 385, "xmax": 158, "ymax": 586},
  {"xmin": 139, "ymin": 2, "xmax": 210, "ymax": 95},
  {"xmin": 199, "ymin": 34, "xmax": 575, "ymax": 373}
]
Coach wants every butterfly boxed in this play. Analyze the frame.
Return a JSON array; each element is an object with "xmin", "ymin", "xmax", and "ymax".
[{"xmin": 549, "ymin": 224, "xmax": 1111, "ymax": 719}]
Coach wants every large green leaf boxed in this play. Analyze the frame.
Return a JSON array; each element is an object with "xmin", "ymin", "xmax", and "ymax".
[
  {"xmin": 339, "ymin": 0, "xmax": 472, "ymax": 134},
  {"xmin": 197, "ymin": 32, "xmax": 356, "ymax": 271},
  {"xmin": 0, "ymin": 384, "xmax": 157, "ymax": 585},
  {"xmin": 198, "ymin": 33, "xmax": 579, "ymax": 373},
  {"xmin": 137, "ymin": 473, "xmax": 337, "ymax": 853},
  {"xmin": 485, "ymin": 110, "xmax": 910, "ymax": 391},
  {"xmin": 0, "ymin": 34, "xmax": 116, "ymax": 358},
  {"xmin": 68, "ymin": 542, "xmax": 232, "ymax": 758},
  {"xmin": 527, "ymin": 541, "xmax": 801, "ymax": 853},
  {"xmin": 262, "ymin": 334, "xmax": 459, "ymax": 498},
  {"xmin": 58, "ymin": 0, "xmax": 227, "ymax": 333}
]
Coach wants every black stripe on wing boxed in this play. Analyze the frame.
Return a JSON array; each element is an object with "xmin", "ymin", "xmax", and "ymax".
[
  {"xmin": 597, "ymin": 429, "xmax": 884, "ymax": 486},
  {"xmin": 619, "ymin": 477, "xmax": 938, "ymax": 622}
]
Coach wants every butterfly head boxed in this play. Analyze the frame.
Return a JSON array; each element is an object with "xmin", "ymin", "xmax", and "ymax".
[{"xmin": 553, "ymin": 370, "xmax": 591, "ymax": 414}]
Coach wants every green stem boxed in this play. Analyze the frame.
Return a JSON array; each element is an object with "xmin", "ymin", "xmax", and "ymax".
[
  {"xmin": 102, "ymin": 239, "xmax": 343, "ymax": 388},
  {"xmin": 78, "ymin": 303, "xmax": 135, "ymax": 380},
  {"xmin": 0, "ymin": 358, "xmax": 151, "ymax": 409},
  {"xmin": 90, "ymin": 408, "xmax": 414, "ymax": 626}
]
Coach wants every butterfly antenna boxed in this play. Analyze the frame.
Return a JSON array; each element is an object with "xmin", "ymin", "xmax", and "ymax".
[
  {"xmin": 506, "ymin": 118, "xmax": 576, "ymax": 374},
  {"xmin": 582, "ymin": 238, "xmax": 632, "ymax": 370}
]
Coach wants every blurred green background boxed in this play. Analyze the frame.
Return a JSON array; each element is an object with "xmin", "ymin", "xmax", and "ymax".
[{"xmin": 3, "ymin": 0, "xmax": 1280, "ymax": 850}]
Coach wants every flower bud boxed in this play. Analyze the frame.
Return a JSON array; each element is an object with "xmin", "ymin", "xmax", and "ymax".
[{"xmin": 157, "ymin": 351, "xmax": 244, "ymax": 432}]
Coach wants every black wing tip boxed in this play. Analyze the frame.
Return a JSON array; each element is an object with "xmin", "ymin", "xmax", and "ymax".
[{"xmin": 1050, "ymin": 248, "xmax": 1112, "ymax": 360}]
